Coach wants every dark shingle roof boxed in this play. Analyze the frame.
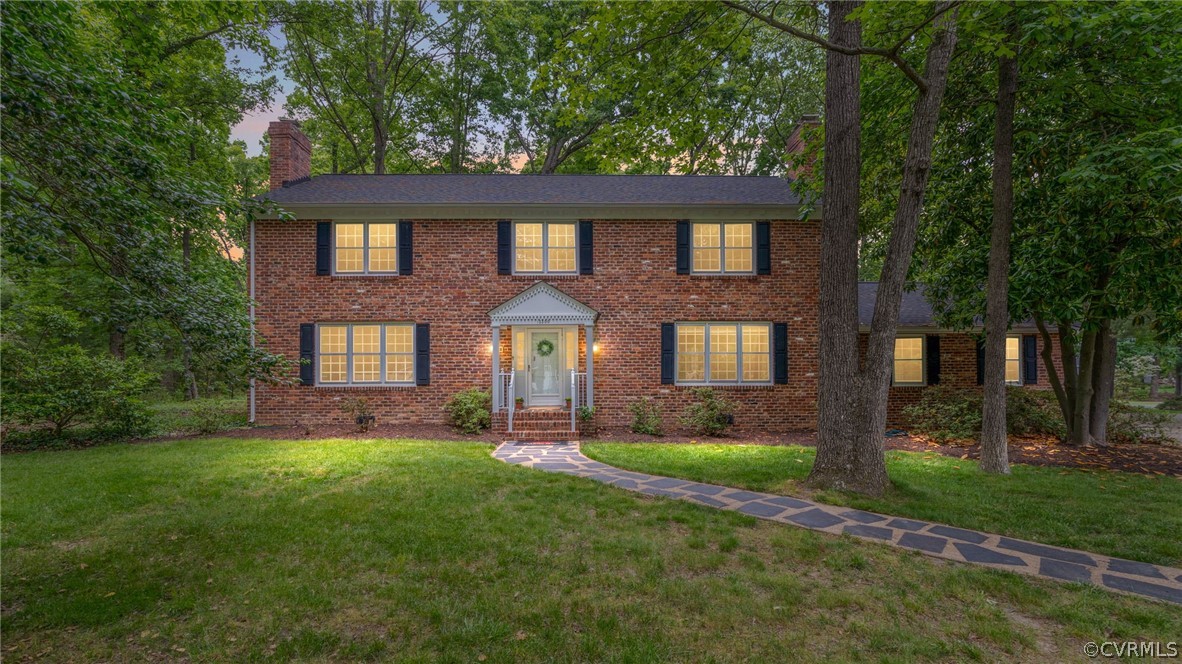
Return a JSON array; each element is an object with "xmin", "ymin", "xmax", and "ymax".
[
  {"xmin": 262, "ymin": 174, "xmax": 800, "ymax": 206},
  {"xmin": 859, "ymin": 282, "xmax": 938, "ymax": 327}
]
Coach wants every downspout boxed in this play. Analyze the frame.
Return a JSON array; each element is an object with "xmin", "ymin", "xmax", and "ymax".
[{"xmin": 248, "ymin": 217, "xmax": 256, "ymax": 424}]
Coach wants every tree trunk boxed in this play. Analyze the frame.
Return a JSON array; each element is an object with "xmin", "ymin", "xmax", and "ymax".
[
  {"xmin": 980, "ymin": 26, "xmax": 1019, "ymax": 474},
  {"xmin": 540, "ymin": 140, "xmax": 563, "ymax": 174},
  {"xmin": 806, "ymin": 0, "xmax": 865, "ymax": 491},
  {"xmin": 1148, "ymin": 372, "xmax": 1159, "ymax": 399},
  {"xmin": 1071, "ymin": 328, "xmax": 1097, "ymax": 445},
  {"xmin": 1088, "ymin": 323, "xmax": 1116, "ymax": 445}
]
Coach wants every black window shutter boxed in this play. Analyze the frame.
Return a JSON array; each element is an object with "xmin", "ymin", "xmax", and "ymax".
[
  {"xmin": 926, "ymin": 334, "xmax": 941, "ymax": 385},
  {"xmin": 756, "ymin": 222, "xmax": 772, "ymax": 275},
  {"xmin": 579, "ymin": 220, "xmax": 594, "ymax": 275},
  {"xmin": 660, "ymin": 323, "xmax": 675, "ymax": 384},
  {"xmin": 675, "ymin": 221, "xmax": 690, "ymax": 274},
  {"xmin": 316, "ymin": 222, "xmax": 331, "ymax": 275},
  {"xmin": 398, "ymin": 220, "xmax": 413, "ymax": 275},
  {"xmin": 773, "ymin": 322, "xmax": 788, "ymax": 384},
  {"xmin": 299, "ymin": 323, "xmax": 315, "ymax": 385},
  {"xmin": 415, "ymin": 323, "xmax": 430, "ymax": 386},
  {"xmin": 976, "ymin": 337, "xmax": 986, "ymax": 385},
  {"xmin": 1023, "ymin": 334, "xmax": 1039, "ymax": 384},
  {"xmin": 497, "ymin": 220, "xmax": 511, "ymax": 275}
]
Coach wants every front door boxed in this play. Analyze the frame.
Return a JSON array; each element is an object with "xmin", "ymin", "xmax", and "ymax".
[{"xmin": 528, "ymin": 329, "xmax": 563, "ymax": 407}]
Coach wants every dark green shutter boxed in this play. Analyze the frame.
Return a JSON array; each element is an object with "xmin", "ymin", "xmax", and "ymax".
[
  {"xmin": 925, "ymin": 335, "xmax": 941, "ymax": 385},
  {"xmin": 675, "ymin": 221, "xmax": 690, "ymax": 274},
  {"xmin": 299, "ymin": 323, "xmax": 315, "ymax": 385},
  {"xmin": 579, "ymin": 220, "xmax": 594, "ymax": 275},
  {"xmin": 1022, "ymin": 335, "xmax": 1038, "ymax": 384},
  {"xmin": 756, "ymin": 222, "xmax": 771, "ymax": 275},
  {"xmin": 398, "ymin": 220, "xmax": 413, "ymax": 275},
  {"xmin": 976, "ymin": 337, "xmax": 985, "ymax": 385},
  {"xmin": 497, "ymin": 221, "xmax": 511, "ymax": 274},
  {"xmin": 415, "ymin": 324, "xmax": 430, "ymax": 386},
  {"xmin": 661, "ymin": 323, "xmax": 675, "ymax": 384},
  {"xmin": 315, "ymin": 222, "xmax": 331, "ymax": 275},
  {"xmin": 773, "ymin": 322, "xmax": 788, "ymax": 384}
]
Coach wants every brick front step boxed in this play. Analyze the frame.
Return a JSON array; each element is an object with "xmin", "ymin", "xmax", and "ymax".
[{"xmin": 491, "ymin": 411, "xmax": 579, "ymax": 439}]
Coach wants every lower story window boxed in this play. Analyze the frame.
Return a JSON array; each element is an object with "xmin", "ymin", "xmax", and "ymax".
[
  {"xmin": 1005, "ymin": 336, "xmax": 1022, "ymax": 385},
  {"xmin": 676, "ymin": 322, "xmax": 771, "ymax": 384},
  {"xmin": 893, "ymin": 336, "xmax": 925, "ymax": 386},
  {"xmin": 318, "ymin": 323, "xmax": 414, "ymax": 385}
]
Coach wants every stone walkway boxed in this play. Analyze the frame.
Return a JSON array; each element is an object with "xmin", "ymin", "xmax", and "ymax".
[{"xmin": 492, "ymin": 442, "xmax": 1182, "ymax": 606}]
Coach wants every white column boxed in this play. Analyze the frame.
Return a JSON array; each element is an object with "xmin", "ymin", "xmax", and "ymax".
[
  {"xmin": 491, "ymin": 325, "xmax": 501, "ymax": 411},
  {"xmin": 584, "ymin": 324, "xmax": 594, "ymax": 408}
]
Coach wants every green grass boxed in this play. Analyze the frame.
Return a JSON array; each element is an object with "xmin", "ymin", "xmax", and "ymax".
[
  {"xmin": 583, "ymin": 443, "xmax": 1182, "ymax": 567},
  {"xmin": 148, "ymin": 395, "xmax": 247, "ymax": 436},
  {"xmin": 3, "ymin": 439, "xmax": 1179, "ymax": 662}
]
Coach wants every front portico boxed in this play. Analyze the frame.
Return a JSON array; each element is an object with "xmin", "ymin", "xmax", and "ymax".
[{"xmin": 489, "ymin": 283, "xmax": 597, "ymax": 414}]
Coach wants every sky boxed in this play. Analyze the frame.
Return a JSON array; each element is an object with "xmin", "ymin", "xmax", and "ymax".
[{"xmin": 228, "ymin": 29, "xmax": 291, "ymax": 156}]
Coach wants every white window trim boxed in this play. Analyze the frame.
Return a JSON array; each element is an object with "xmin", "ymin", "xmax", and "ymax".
[
  {"xmin": 316, "ymin": 322, "xmax": 415, "ymax": 386},
  {"xmin": 1005, "ymin": 335, "xmax": 1024, "ymax": 386},
  {"xmin": 891, "ymin": 334, "xmax": 927, "ymax": 387},
  {"xmin": 512, "ymin": 221, "xmax": 578, "ymax": 275},
  {"xmin": 332, "ymin": 221, "xmax": 399, "ymax": 276},
  {"xmin": 691, "ymin": 221, "xmax": 755, "ymax": 275},
  {"xmin": 674, "ymin": 322, "xmax": 773, "ymax": 386}
]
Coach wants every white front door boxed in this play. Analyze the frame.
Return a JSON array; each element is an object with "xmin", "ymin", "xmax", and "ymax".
[{"xmin": 528, "ymin": 329, "xmax": 563, "ymax": 407}]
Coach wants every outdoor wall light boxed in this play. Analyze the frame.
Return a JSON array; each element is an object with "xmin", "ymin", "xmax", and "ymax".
[{"xmin": 593, "ymin": 343, "xmax": 601, "ymax": 353}]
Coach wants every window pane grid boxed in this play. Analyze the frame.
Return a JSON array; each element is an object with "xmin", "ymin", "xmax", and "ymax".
[
  {"xmin": 334, "ymin": 222, "xmax": 398, "ymax": 274},
  {"xmin": 317, "ymin": 323, "xmax": 414, "ymax": 385},
  {"xmin": 515, "ymin": 222, "xmax": 577, "ymax": 274},
  {"xmin": 1005, "ymin": 336, "xmax": 1022, "ymax": 384},
  {"xmin": 893, "ymin": 337, "xmax": 925, "ymax": 385},
  {"xmin": 676, "ymin": 323, "xmax": 771, "ymax": 385},
  {"xmin": 692, "ymin": 223, "xmax": 754, "ymax": 274}
]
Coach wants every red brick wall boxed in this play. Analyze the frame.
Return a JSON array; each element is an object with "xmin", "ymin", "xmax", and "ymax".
[
  {"xmin": 857, "ymin": 332, "xmax": 1065, "ymax": 426},
  {"xmin": 252, "ymin": 218, "xmax": 821, "ymax": 432}
]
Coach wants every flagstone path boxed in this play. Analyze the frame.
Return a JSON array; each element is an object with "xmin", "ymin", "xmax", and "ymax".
[{"xmin": 492, "ymin": 442, "xmax": 1182, "ymax": 605}]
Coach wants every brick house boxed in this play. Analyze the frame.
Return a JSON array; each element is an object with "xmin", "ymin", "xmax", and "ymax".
[{"xmin": 252, "ymin": 119, "xmax": 1059, "ymax": 437}]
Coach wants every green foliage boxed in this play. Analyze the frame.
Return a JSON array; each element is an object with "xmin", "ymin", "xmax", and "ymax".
[
  {"xmin": 339, "ymin": 397, "xmax": 375, "ymax": 433},
  {"xmin": 1158, "ymin": 396, "xmax": 1182, "ymax": 412},
  {"xmin": 627, "ymin": 397, "xmax": 663, "ymax": 436},
  {"xmin": 904, "ymin": 387, "xmax": 1065, "ymax": 443},
  {"xmin": 444, "ymin": 389, "xmax": 492, "ymax": 434},
  {"xmin": 678, "ymin": 388, "xmax": 735, "ymax": 437},
  {"xmin": 2, "ymin": 343, "xmax": 153, "ymax": 440},
  {"xmin": 1107, "ymin": 403, "xmax": 1172, "ymax": 445}
]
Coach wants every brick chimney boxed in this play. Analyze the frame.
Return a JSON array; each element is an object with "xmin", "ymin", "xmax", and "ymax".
[
  {"xmin": 268, "ymin": 118, "xmax": 311, "ymax": 190},
  {"xmin": 785, "ymin": 114, "xmax": 821, "ymax": 181}
]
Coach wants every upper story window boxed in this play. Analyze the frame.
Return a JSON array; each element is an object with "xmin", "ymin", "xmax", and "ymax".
[
  {"xmin": 676, "ymin": 322, "xmax": 771, "ymax": 385},
  {"xmin": 1005, "ymin": 336, "xmax": 1023, "ymax": 385},
  {"xmin": 892, "ymin": 336, "xmax": 925, "ymax": 386},
  {"xmin": 693, "ymin": 222, "xmax": 753, "ymax": 274},
  {"xmin": 334, "ymin": 222, "xmax": 397, "ymax": 274},
  {"xmin": 318, "ymin": 323, "xmax": 414, "ymax": 385},
  {"xmin": 514, "ymin": 222, "xmax": 576, "ymax": 274}
]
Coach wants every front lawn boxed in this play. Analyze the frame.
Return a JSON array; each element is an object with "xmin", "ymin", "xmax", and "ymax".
[
  {"xmin": 3, "ymin": 439, "xmax": 1179, "ymax": 662},
  {"xmin": 583, "ymin": 443, "xmax": 1182, "ymax": 567}
]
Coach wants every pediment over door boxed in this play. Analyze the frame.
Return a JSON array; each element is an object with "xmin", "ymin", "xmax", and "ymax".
[{"xmin": 488, "ymin": 282, "xmax": 598, "ymax": 327}]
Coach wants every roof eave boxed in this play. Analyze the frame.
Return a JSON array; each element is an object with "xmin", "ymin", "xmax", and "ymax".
[{"xmin": 254, "ymin": 201, "xmax": 816, "ymax": 221}]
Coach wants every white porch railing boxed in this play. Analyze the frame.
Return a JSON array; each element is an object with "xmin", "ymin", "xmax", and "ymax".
[
  {"xmin": 569, "ymin": 370, "xmax": 587, "ymax": 433},
  {"xmin": 498, "ymin": 371, "xmax": 515, "ymax": 433}
]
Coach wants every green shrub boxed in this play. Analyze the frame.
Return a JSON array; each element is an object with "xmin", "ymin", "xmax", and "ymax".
[
  {"xmin": 1108, "ymin": 401, "xmax": 1172, "ymax": 444},
  {"xmin": 628, "ymin": 397, "xmax": 663, "ymax": 436},
  {"xmin": 1006, "ymin": 389, "xmax": 1066, "ymax": 438},
  {"xmin": 679, "ymin": 387, "xmax": 735, "ymax": 436},
  {"xmin": 1, "ymin": 343, "xmax": 154, "ymax": 441},
  {"xmin": 339, "ymin": 397, "xmax": 376, "ymax": 432},
  {"xmin": 1157, "ymin": 395, "xmax": 1182, "ymax": 411},
  {"xmin": 444, "ymin": 389, "xmax": 491, "ymax": 434},
  {"xmin": 576, "ymin": 406, "xmax": 598, "ymax": 436},
  {"xmin": 903, "ymin": 387, "xmax": 982, "ymax": 442},
  {"xmin": 189, "ymin": 400, "xmax": 241, "ymax": 435}
]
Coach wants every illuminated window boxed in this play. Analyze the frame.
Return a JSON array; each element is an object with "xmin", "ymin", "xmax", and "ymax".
[
  {"xmin": 334, "ymin": 222, "xmax": 397, "ymax": 274},
  {"xmin": 514, "ymin": 222, "xmax": 576, "ymax": 274},
  {"xmin": 1005, "ymin": 336, "xmax": 1023, "ymax": 385},
  {"xmin": 317, "ymin": 323, "xmax": 415, "ymax": 385},
  {"xmin": 676, "ymin": 322, "xmax": 771, "ymax": 385},
  {"xmin": 892, "ymin": 336, "xmax": 925, "ymax": 386},
  {"xmin": 692, "ymin": 222, "xmax": 753, "ymax": 274}
]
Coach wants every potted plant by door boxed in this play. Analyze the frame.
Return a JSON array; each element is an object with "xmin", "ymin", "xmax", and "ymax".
[
  {"xmin": 515, "ymin": 397, "xmax": 524, "ymax": 411},
  {"xmin": 565, "ymin": 397, "xmax": 572, "ymax": 410}
]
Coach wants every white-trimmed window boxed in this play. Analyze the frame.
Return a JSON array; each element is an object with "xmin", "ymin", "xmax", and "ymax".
[
  {"xmin": 514, "ymin": 222, "xmax": 576, "ymax": 274},
  {"xmin": 676, "ymin": 322, "xmax": 771, "ymax": 385},
  {"xmin": 692, "ymin": 222, "xmax": 754, "ymax": 274},
  {"xmin": 317, "ymin": 323, "xmax": 414, "ymax": 385},
  {"xmin": 334, "ymin": 222, "xmax": 397, "ymax": 274},
  {"xmin": 1005, "ymin": 336, "xmax": 1023, "ymax": 385},
  {"xmin": 892, "ymin": 336, "xmax": 925, "ymax": 386}
]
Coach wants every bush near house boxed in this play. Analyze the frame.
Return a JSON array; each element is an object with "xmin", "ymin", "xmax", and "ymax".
[
  {"xmin": 628, "ymin": 397, "xmax": 663, "ymax": 436},
  {"xmin": 679, "ymin": 388, "xmax": 736, "ymax": 436},
  {"xmin": 444, "ymin": 389, "xmax": 492, "ymax": 434}
]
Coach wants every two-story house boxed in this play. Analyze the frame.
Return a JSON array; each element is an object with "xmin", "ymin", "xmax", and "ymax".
[{"xmin": 251, "ymin": 119, "xmax": 1060, "ymax": 438}]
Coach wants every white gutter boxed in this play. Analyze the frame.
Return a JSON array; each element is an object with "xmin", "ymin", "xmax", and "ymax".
[{"xmin": 248, "ymin": 217, "xmax": 256, "ymax": 424}]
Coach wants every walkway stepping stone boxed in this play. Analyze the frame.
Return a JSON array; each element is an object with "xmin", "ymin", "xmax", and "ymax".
[{"xmin": 490, "ymin": 442, "xmax": 1182, "ymax": 606}]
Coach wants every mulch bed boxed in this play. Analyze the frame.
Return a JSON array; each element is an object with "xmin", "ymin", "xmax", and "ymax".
[{"xmin": 884, "ymin": 434, "xmax": 1182, "ymax": 477}]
